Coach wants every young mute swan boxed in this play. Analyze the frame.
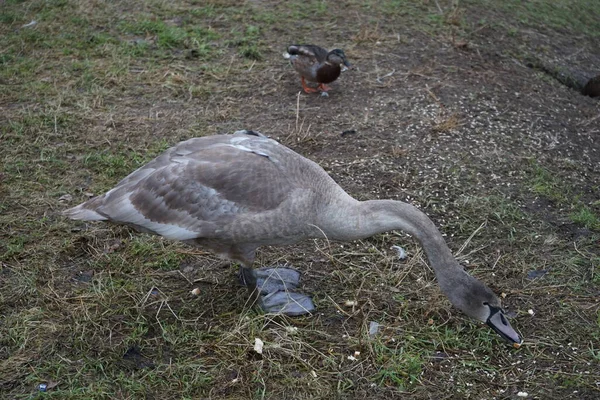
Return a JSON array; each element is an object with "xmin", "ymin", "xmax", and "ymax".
[{"xmin": 64, "ymin": 130, "xmax": 522, "ymax": 345}]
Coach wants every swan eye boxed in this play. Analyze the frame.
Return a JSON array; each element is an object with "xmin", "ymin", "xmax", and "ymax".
[{"xmin": 483, "ymin": 301, "xmax": 489, "ymax": 306}]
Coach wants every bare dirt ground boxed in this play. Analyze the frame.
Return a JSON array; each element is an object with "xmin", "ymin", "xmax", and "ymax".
[{"xmin": 1, "ymin": 0, "xmax": 599, "ymax": 399}]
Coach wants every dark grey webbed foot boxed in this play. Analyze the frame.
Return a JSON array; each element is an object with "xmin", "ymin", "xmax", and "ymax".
[
  {"xmin": 240, "ymin": 265, "xmax": 315, "ymax": 316},
  {"xmin": 254, "ymin": 267, "xmax": 301, "ymax": 294},
  {"xmin": 259, "ymin": 290, "xmax": 315, "ymax": 316}
]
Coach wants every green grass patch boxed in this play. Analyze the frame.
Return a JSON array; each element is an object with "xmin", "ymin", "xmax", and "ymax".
[
  {"xmin": 129, "ymin": 238, "xmax": 186, "ymax": 271},
  {"xmin": 527, "ymin": 161, "xmax": 600, "ymax": 230},
  {"xmin": 116, "ymin": 18, "xmax": 221, "ymax": 59},
  {"xmin": 529, "ymin": 162, "xmax": 565, "ymax": 202},
  {"xmin": 372, "ymin": 339, "xmax": 424, "ymax": 389},
  {"xmin": 570, "ymin": 206, "xmax": 600, "ymax": 230},
  {"xmin": 464, "ymin": 0, "xmax": 600, "ymax": 36},
  {"xmin": 118, "ymin": 19, "xmax": 188, "ymax": 48},
  {"xmin": 82, "ymin": 151, "xmax": 146, "ymax": 179},
  {"xmin": 228, "ymin": 24, "xmax": 264, "ymax": 60}
]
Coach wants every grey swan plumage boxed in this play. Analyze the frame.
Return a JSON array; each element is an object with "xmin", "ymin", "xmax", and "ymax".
[{"xmin": 64, "ymin": 130, "xmax": 522, "ymax": 345}]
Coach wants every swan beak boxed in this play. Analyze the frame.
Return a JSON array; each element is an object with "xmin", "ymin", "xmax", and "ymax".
[{"xmin": 486, "ymin": 306, "xmax": 522, "ymax": 346}]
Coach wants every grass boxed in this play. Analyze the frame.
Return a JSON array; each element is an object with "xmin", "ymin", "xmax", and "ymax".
[
  {"xmin": 1, "ymin": 0, "xmax": 600, "ymax": 398},
  {"xmin": 462, "ymin": 0, "xmax": 600, "ymax": 37},
  {"xmin": 528, "ymin": 161, "xmax": 600, "ymax": 230},
  {"xmin": 228, "ymin": 24, "xmax": 264, "ymax": 61},
  {"xmin": 570, "ymin": 206, "xmax": 600, "ymax": 230}
]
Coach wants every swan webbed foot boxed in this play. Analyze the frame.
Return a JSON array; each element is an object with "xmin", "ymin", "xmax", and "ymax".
[
  {"xmin": 259, "ymin": 290, "xmax": 315, "ymax": 316},
  {"xmin": 254, "ymin": 267, "xmax": 301, "ymax": 294},
  {"xmin": 240, "ymin": 266, "xmax": 315, "ymax": 316}
]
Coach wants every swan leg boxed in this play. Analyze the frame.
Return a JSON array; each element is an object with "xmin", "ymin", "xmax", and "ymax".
[{"xmin": 239, "ymin": 266, "xmax": 315, "ymax": 316}]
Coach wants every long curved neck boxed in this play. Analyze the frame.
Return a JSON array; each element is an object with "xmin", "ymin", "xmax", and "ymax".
[{"xmin": 321, "ymin": 199, "xmax": 462, "ymax": 283}]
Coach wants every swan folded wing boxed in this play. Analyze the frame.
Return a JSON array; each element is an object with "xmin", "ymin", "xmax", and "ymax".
[
  {"xmin": 67, "ymin": 144, "xmax": 295, "ymax": 241},
  {"xmin": 172, "ymin": 145, "xmax": 294, "ymax": 212},
  {"xmin": 110, "ymin": 132, "xmax": 272, "ymax": 189}
]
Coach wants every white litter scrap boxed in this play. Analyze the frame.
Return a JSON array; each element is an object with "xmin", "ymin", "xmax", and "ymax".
[
  {"xmin": 517, "ymin": 392, "xmax": 528, "ymax": 398},
  {"xmin": 527, "ymin": 309, "xmax": 535, "ymax": 316},
  {"xmin": 285, "ymin": 326, "xmax": 298, "ymax": 335},
  {"xmin": 253, "ymin": 338, "xmax": 264, "ymax": 354},
  {"xmin": 190, "ymin": 288, "xmax": 201, "ymax": 296},
  {"xmin": 348, "ymin": 350, "xmax": 360, "ymax": 361},
  {"xmin": 391, "ymin": 245, "xmax": 407, "ymax": 260},
  {"xmin": 344, "ymin": 300, "xmax": 357, "ymax": 307},
  {"xmin": 368, "ymin": 321, "xmax": 380, "ymax": 337}
]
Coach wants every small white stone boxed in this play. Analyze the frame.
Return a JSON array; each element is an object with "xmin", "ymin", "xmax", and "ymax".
[
  {"xmin": 253, "ymin": 338, "xmax": 264, "ymax": 354},
  {"xmin": 517, "ymin": 392, "xmax": 528, "ymax": 397},
  {"xmin": 344, "ymin": 300, "xmax": 357, "ymax": 307},
  {"xmin": 191, "ymin": 288, "xmax": 201, "ymax": 296},
  {"xmin": 58, "ymin": 194, "xmax": 73, "ymax": 203},
  {"xmin": 528, "ymin": 309, "xmax": 534, "ymax": 316},
  {"xmin": 310, "ymin": 370, "xmax": 317, "ymax": 378}
]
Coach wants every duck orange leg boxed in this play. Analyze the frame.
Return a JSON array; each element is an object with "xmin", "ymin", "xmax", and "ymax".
[
  {"xmin": 317, "ymin": 83, "xmax": 331, "ymax": 92},
  {"xmin": 301, "ymin": 77, "xmax": 318, "ymax": 93}
]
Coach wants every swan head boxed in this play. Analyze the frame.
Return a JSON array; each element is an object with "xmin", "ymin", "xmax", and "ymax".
[
  {"xmin": 485, "ymin": 303, "xmax": 522, "ymax": 347},
  {"xmin": 442, "ymin": 274, "xmax": 522, "ymax": 346}
]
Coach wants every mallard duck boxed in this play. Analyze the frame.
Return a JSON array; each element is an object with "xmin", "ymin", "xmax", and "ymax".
[
  {"xmin": 284, "ymin": 45, "xmax": 351, "ymax": 93},
  {"xmin": 64, "ymin": 130, "xmax": 521, "ymax": 345}
]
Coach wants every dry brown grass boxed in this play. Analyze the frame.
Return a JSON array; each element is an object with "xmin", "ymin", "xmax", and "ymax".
[{"xmin": 432, "ymin": 113, "xmax": 462, "ymax": 133}]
